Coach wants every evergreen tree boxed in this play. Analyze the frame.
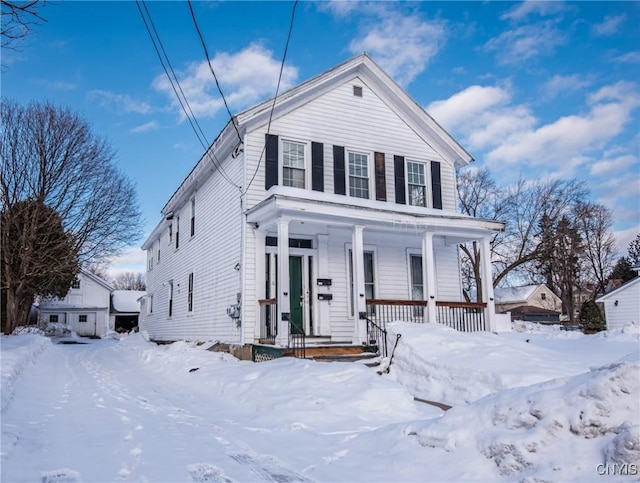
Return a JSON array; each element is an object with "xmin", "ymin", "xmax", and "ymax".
[{"xmin": 580, "ymin": 299, "xmax": 605, "ymax": 333}]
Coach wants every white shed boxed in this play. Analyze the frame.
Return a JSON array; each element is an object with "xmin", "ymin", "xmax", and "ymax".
[{"xmin": 596, "ymin": 277, "xmax": 640, "ymax": 331}]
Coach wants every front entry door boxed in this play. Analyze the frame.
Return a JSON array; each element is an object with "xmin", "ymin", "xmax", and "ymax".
[{"xmin": 289, "ymin": 256, "xmax": 304, "ymax": 335}]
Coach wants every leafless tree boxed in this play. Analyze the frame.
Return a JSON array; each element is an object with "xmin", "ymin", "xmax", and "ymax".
[
  {"xmin": 1, "ymin": 0, "xmax": 46, "ymax": 50},
  {"xmin": 457, "ymin": 168, "xmax": 588, "ymax": 301},
  {"xmin": 574, "ymin": 202, "xmax": 617, "ymax": 297},
  {"xmin": 112, "ymin": 271, "xmax": 146, "ymax": 291},
  {"xmin": 1, "ymin": 100, "xmax": 142, "ymax": 333}
]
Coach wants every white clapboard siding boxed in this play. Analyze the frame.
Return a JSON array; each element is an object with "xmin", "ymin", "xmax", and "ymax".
[
  {"xmin": 243, "ymin": 78, "xmax": 456, "ymax": 212},
  {"xmin": 599, "ymin": 279, "xmax": 640, "ymax": 331},
  {"xmin": 143, "ymin": 152, "xmax": 244, "ymax": 342}
]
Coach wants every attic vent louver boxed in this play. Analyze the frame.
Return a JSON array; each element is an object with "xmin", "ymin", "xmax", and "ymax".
[{"xmin": 353, "ymin": 86, "xmax": 363, "ymax": 97}]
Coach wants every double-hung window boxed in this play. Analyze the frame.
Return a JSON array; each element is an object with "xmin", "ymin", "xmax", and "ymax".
[
  {"xmin": 71, "ymin": 278, "xmax": 81, "ymax": 289},
  {"xmin": 348, "ymin": 250, "xmax": 375, "ymax": 316},
  {"xmin": 407, "ymin": 161, "xmax": 427, "ymax": 207},
  {"xmin": 282, "ymin": 140, "xmax": 306, "ymax": 188},
  {"xmin": 187, "ymin": 273, "xmax": 194, "ymax": 312},
  {"xmin": 348, "ymin": 152, "xmax": 369, "ymax": 199}
]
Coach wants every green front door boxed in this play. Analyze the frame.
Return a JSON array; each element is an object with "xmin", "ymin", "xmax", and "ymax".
[{"xmin": 289, "ymin": 256, "xmax": 304, "ymax": 335}]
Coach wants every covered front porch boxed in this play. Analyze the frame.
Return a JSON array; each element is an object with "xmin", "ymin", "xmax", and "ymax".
[{"xmin": 245, "ymin": 188, "xmax": 503, "ymax": 350}]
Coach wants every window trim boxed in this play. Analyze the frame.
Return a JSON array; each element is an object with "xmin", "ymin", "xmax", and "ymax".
[
  {"xmin": 190, "ymin": 197, "xmax": 196, "ymax": 237},
  {"xmin": 345, "ymin": 244, "xmax": 378, "ymax": 318},
  {"xmin": 49, "ymin": 314, "xmax": 59, "ymax": 323},
  {"xmin": 406, "ymin": 159, "xmax": 427, "ymax": 207},
  {"xmin": 346, "ymin": 150, "xmax": 372, "ymax": 200},
  {"xmin": 79, "ymin": 314, "xmax": 88, "ymax": 323},
  {"xmin": 280, "ymin": 138, "xmax": 310, "ymax": 189},
  {"xmin": 187, "ymin": 272, "xmax": 194, "ymax": 313},
  {"xmin": 406, "ymin": 250, "xmax": 424, "ymax": 300}
]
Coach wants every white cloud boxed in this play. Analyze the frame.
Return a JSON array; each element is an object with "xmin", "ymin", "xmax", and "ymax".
[
  {"xmin": 89, "ymin": 90, "xmax": 152, "ymax": 115},
  {"xmin": 106, "ymin": 247, "xmax": 146, "ymax": 279},
  {"xmin": 611, "ymin": 51, "xmax": 640, "ymax": 64},
  {"xmin": 501, "ymin": 1, "xmax": 569, "ymax": 21},
  {"xmin": 613, "ymin": 224, "xmax": 640, "ymax": 255},
  {"xmin": 592, "ymin": 14, "xmax": 626, "ymax": 36},
  {"xmin": 319, "ymin": 0, "xmax": 359, "ymax": 17},
  {"xmin": 337, "ymin": 4, "xmax": 447, "ymax": 86},
  {"xmin": 130, "ymin": 121, "xmax": 159, "ymax": 134},
  {"xmin": 589, "ymin": 153, "xmax": 636, "ymax": 177},
  {"xmin": 540, "ymin": 74, "xmax": 590, "ymax": 99},
  {"xmin": 153, "ymin": 43, "xmax": 298, "ymax": 120},
  {"xmin": 482, "ymin": 81, "xmax": 640, "ymax": 173},
  {"xmin": 484, "ymin": 21, "xmax": 566, "ymax": 64},
  {"xmin": 427, "ymin": 84, "xmax": 536, "ymax": 152}
]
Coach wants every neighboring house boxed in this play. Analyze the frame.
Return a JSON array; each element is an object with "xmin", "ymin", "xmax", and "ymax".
[
  {"xmin": 140, "ymin": 53, "xmax": 504, "ymax": 348},
  {"xmin": 110, "ymin": 290, "xmax": 146, "ymax": 333},
  {"xmin": 39, "ymin": 269, "xmax": 112, "ymax": 337},
  {"xmin": 494, "ymin": 284, "xmax": 563, "ymax": 318},
  {"xmin": 596, "ymin": 275, "xmax": 640, "ymax": 331}
]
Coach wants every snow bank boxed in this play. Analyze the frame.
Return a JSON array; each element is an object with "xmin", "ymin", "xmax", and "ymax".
[
  {"xmin": 116, "ymin": 333, "xmax": 438, "ymax": 431},
  {"xmin": 1, "ymin": 333, "xmax": 51, "ymax": 412},
  {"xmin": 384, "ymin": 322, "xmax": 588, "ymax": 405},
  {"xmin": 407, "ymin": 356, "xmax": 640, "ymax": 481}
]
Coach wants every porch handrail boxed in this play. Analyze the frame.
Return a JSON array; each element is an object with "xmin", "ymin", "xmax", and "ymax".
[
  {"xmin": 436, "ymin": 300, "xmax": 487, "ymax": 332},
  {"xmin": 366, "ymin": 299, "xmax": 428, "ymax": 306},
  {"xmin": 366, "ymin": 317, "xmax": 388, "ymax": 358},
  {"xmin": 436, "ymin": 301, "xmax": 487, "ymax": 309}
]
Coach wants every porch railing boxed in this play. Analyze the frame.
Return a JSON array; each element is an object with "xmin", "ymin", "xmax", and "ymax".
[
  {"xmin": 365, "ymin": 298, "xmax": 487, "ymax": 332},
  {"xmin": 365, "ymin": 299, "xmax": 428, "ymax": 326},
  {"xmin": 258, "ymin": 298, "xmax": 277, "ymax": 344},
  {"xmin": 436, "ymin": 301, "xmax": 487, "ymax": 332}
]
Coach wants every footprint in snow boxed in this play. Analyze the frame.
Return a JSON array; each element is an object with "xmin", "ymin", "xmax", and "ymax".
[
  {"xmin": 40, "ymin": 468, "xmax": 81, "ymax": 483},
  {"xmin": 187, "ymin": 463, "xmax": 235, "ymax": 483}
]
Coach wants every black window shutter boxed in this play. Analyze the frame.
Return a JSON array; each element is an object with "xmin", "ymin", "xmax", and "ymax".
[
  {"xmin": 374, "ymin": 152, "xmax": 386, "ymax": 201},
  {"xmin": 431, "ymin": 161, "xmax": 442, "ymax": 209},
  {"xmin": 394, "ymin": 155, "xmax": 406, "ymax": 204},
  {"xmin": 265, "ymin": 134, "xmax": 279, "ymax": 190},
  {"xmin": 333, "ymin": 145, "xmax": 346, "ymax": 195},
  {"xmin": 311, "ymin": 142, "xmax": 324, "ymax": 192}
]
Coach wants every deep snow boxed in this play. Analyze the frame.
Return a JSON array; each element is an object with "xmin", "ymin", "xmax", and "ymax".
[{"xmin": 1, "ymin": 322, "xmax": 638, "ymax": 482}]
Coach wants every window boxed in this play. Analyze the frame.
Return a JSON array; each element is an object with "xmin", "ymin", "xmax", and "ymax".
[
  {"xmin": 407, "ymin": 161, "xmax": 426, "ymax": 207},
  {"xmin": 188, "ymin": 273, "xmax": 194, "ymax": 312},
  {"xmin": 147, "ymin": 250, "xmax": 153, "ymax": 271},
  {"xmin": 190, "ymin": 198, "xmax": 195, "ymax": 237},
  {"xmin": 348, "ymin": 250, "xmax": 375, "ymax": 316},
  {"xmin": 541, "ymin": 293, "xmax": 547, "ymax": 300},
  {"xmin": 175, "ymin": 216, "xmax": 180, "ymax": 249},
  {"xmin": 168, "ymin": 281, "xmax": 173, "ymax": 317},
  {"xmin": 71, "ymin": 278, "xmax": 81, "ymax": 289},
  {"xmin": 148, "ymin": 294, "xmax": 154, "ymax": 314},
  {"xmin": 79, "ymin": 314, "xmax": 87, "ymax": 323},
  {"xmin": 282, "ymin": 140, "xmax": 306, "ymax": 188},
  {"xmin": 353, "ymin": 85, "xmax": 363, "ymax": 97},
  {"xmin": 168, "ymin": 224, "xmax": 173, "ymax": 245},
  {"xmin": 348, "ymin": 152, "xmax": 369, "ymax": 199},
  {"xmin": 157, "ymin": 240, "xmax": 161, "ymax": 263},
  {"xmin": 49, "ymin": 314, "xmax": 59, "ymax": 323}
]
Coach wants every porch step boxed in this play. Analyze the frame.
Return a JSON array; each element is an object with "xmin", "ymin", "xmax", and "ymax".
[
  {"xmin": 302, "ymin": 344, "xmax": 376, "ymax": 358},
  {"xmin": 312, "ymin": 352, "xmax": 380, "ymax": 363}
]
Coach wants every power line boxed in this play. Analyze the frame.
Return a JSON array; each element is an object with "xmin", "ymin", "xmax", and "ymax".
[
  {"xmin": 186, "ymin": 0, "xmax": 243, "ymax": 146},
  {"xmin": 243, "ymin": 0, "xmax": 299, "ymax": 197},
  {"xmin": 135, "ymin": 0, "xmax": 238, "ymax": 189}
]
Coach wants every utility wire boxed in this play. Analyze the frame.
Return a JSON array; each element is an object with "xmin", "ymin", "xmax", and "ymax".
[
  {"xmin": 243, "ymin": 0, "xmax": 299, "ymax": 197},
  {"xmin": 186, "ymin": 0, "xmax": 243, "ymax": 146},
  {"xmin": 135, "ymin": 0, "xmax": 238, "ymax": 189}
]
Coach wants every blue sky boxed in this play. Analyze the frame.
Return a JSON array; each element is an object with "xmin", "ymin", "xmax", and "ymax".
[{"xmin": 2, "ymin": 1, "xmax": 639, "ymax": 276}]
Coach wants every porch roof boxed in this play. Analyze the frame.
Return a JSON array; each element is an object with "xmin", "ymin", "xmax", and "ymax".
[{"xmin": 246, "ymin": 187, "xmax": 504, "ymax": 240}]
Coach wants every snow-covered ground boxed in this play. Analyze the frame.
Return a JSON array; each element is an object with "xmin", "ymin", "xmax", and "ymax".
[{"xmin": 1, "ymin": 322, "xmax": 638, "ymax": 482}]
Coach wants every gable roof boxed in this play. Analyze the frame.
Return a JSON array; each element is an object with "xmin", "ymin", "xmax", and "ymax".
[
  {"xmin": 80, "ymin": 269, "xmax": 113, "ymax": 292},
  {"xmin": 596, "ymin": 276, "xmax": 640, "ymax": 302},
  {"xmin": 157, "ymin": 53, "xmax": 473, "ymax": 219},
  {"xmin": 494, "ymin": 285, "xmax": 541, "ymax": 304}
]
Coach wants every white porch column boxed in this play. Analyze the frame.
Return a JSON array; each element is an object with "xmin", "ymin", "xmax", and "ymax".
[
  {"xmin": 422, "ymin": 231, "xmax": 438, "ymax": 324},
  {"xmin": 352, "ymin": 225, "xmax": 367, "ymax": 344},
  {"xmin": 276, "ymin": 219, "xmax": 290, "ymax": 346},
  {"xmin": 480, "ymin": 236, "xmax": 497, "ymax": 332},
  {"xmin": 316, "ymin": 234, "xmax": 330, "ymax": 336},
  {"xmin": 253, "ymin": 229, "xmax": 266, "ymax": 342}
]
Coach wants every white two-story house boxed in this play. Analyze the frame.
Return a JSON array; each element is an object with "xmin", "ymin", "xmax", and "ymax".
[{"xmin": 140, "ymin": 54, "xmax": 504, "ymax": 350}]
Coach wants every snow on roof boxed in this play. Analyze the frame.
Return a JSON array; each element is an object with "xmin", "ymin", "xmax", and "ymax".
[
  {"xmin": 494, "ymin": 285, "xmax": 539, "ymax": 304},
  {"xmin": 111, "ymin": 291, "xmax": 146, "ymax": 313}
]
